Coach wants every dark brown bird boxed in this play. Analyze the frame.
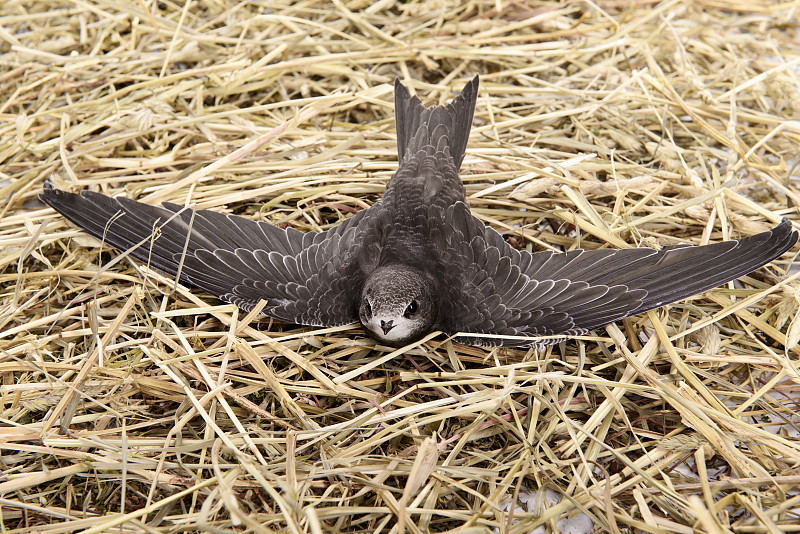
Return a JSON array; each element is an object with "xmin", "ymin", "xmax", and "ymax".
[{"xmin": 41, "ymin": 76, "xmax": 798, "ymax": 347}]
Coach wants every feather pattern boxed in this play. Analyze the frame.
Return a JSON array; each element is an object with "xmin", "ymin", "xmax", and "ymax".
[
  {"xmin": 40, "ymin": 183, "xmax": 377, "ymax": 326},
  {"xmin": 40, "ymin": 75, "xmax": 798, "ymax": 347},
  {"xmin": 434, "ymin": 202, "xmax": 796, "ymax": 346}
]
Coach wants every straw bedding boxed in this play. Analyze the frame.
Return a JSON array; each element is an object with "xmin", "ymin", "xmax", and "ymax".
[{"xmin": 1, "ymin": 0, "xmax": 799, "ymax": 532}]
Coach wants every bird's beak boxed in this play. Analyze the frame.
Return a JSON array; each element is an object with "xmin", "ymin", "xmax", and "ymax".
[{"xmin": 380, "ymin": 320, "xmax": 394, "ymax": 335}]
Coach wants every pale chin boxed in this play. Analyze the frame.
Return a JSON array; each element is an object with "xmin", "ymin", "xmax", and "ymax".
[{"xmin": 368, "ymin": 317, "xmax": 414, "ymax": 342}]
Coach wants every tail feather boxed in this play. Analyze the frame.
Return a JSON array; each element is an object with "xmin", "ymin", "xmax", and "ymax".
[{"xmin": 394, "ymin": 75, "xmax": 479, "ymax": 170}]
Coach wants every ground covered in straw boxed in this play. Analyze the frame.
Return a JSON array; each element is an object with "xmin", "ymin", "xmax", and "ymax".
[{"xmin": 2, "ymin": 0, "xmax": 800, "ymax": 532}]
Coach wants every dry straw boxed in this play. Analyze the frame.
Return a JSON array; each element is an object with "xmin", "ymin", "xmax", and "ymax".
[{"xmin": 1, "ymin": 0, "xmax": 800, "ymax": 532}]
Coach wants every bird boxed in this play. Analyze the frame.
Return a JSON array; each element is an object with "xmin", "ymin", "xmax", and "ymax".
[{"xmin": 40, "ymin": 75, "xmax": 798, "ymax": 348}]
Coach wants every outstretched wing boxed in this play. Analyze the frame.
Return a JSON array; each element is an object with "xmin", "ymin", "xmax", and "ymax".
[
  {"xmin": 434, "ymin": 202, "xmax": 797, "ymax": 347},
  {"xmin": 40, "ymin": 182, "xmax": 383, "ymax": 327}
]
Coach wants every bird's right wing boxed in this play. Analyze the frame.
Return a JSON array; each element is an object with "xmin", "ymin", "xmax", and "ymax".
[
  {"xmin": 40, "ymin": 182, "xmax": 384, "ymax": 327},
  {"xmin": 434, "ymin": 202, "xmax": 797, "ymax": 347}
]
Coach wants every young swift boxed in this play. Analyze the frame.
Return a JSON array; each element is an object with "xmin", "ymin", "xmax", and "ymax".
[{"xmin": 41, "ymin": 76, "xmax": 798, "ymax": 347}]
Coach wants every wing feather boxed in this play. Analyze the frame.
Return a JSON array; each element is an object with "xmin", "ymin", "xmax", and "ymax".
[
  {"xmin": 436, "ymin": 202, "xmax": 797, "ymax": 347},
  {"xmin": 40, "ymin": 182, "xmax": 378, "ymax": 327}
]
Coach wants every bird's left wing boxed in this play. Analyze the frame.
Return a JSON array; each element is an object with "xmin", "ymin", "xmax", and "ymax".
[
  {"xmin": 40, "ymin": 182, "xmax": 383, "ymax": 327},
  {"xmin": 434, "ymin": 202, "xmax": 797, "ymax": 347}
]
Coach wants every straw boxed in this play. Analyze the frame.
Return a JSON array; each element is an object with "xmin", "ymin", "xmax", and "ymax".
[{"xmin": 1, "ymin": 1, "xmax": 799, "ymax": 532}]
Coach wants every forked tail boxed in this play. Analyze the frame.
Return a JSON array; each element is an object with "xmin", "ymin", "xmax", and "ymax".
[{"xmin": 394, "ymin": 75, "xmax": 479, "ymax": 170}]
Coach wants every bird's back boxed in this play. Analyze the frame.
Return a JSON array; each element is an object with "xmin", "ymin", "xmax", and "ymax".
[
  {"xmin": 378, "ymin": 76, "xmax": 479, "ymax": 264},
  {"xmin": 386, "ymin": 76, "xmax": 478, "ymax": 210}
]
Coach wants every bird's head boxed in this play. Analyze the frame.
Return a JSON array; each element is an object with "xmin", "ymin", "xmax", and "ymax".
[{"xmin": 359, "ymin": 266, "xmax": 438, "ymax": 346}]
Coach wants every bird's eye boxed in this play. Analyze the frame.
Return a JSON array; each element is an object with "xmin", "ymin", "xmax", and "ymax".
[
  {"xmin": 364, "ymin": 301, "xmax": 372, "ymax": 316},
  {"xmin": 404, "ymin": 300, "xmax": 418, "ymax": 317}
]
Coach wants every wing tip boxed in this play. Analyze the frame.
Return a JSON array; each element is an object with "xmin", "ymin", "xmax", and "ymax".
[
  {"xmin": 774, "ymin": 217, "xmax": 798, "ymax": 254},
  {"xmin": 39, "ymin": 180, "xmax": 59, "ymax": 205}
]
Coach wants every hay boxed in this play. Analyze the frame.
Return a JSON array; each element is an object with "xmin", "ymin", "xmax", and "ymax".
[{"xmin": 1, "ymin": 0, "xmax": 800, "ymax": 532}]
